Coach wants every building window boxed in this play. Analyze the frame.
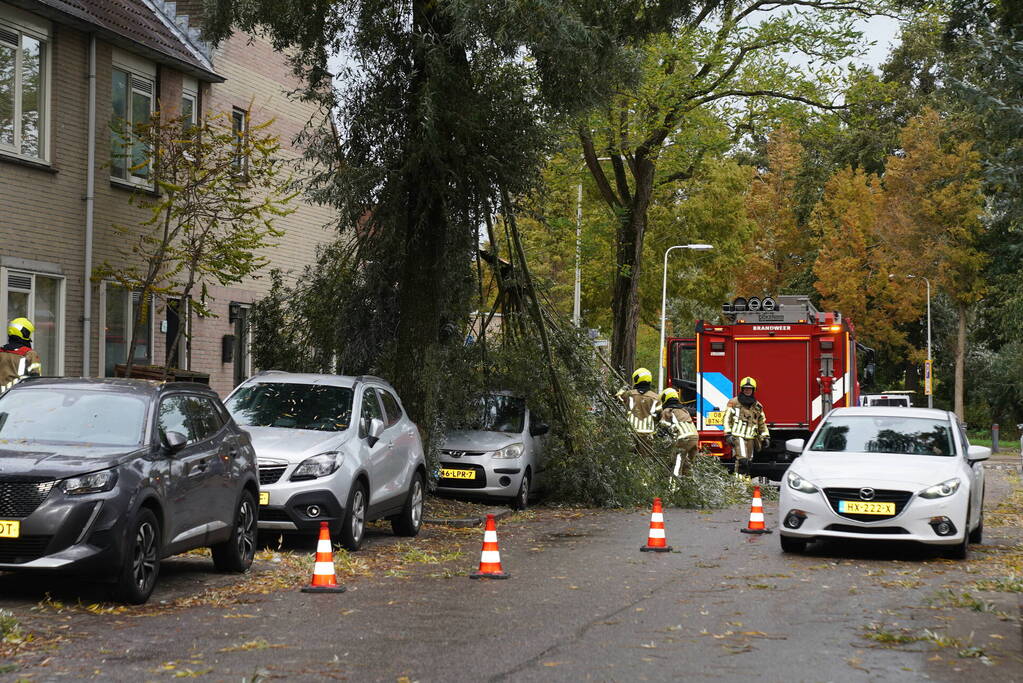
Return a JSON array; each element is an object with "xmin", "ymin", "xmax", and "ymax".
[
  {"xmin": 101, "ymin": 283, "xmax": 153, "ymax": 376},
  {"xmin": 110, "ymin": 67, "xmax": 155, "ymax": 183},
  {"xmin": 0, "ymin": 16, "xmax": 48, "ymax": 161},
  {"xmin": 181, "ymin": 91, "xmax": 197, "ymax": 131},
  {"xmin": 0, "ymin": 269, "xmax": 64, "ymax": 374},
  {"xmin": 231, "ymin": 107, "xmax": 247, "ymax": 174}
]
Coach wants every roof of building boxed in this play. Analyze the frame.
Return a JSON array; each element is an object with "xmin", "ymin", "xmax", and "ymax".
[{"xmin": 6, "ymin": 0, "xmax": 222, "ymax": 81}]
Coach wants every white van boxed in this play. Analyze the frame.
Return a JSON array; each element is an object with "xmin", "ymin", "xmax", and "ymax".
[{"xmin": 859, "ymin": 393, "xmax": 913, "ymax": 407}]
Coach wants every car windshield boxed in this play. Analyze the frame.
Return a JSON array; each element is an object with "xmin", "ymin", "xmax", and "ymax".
[
  {"xmin": 225, "ymin": 382, "xmax": 353, "ymax": 432},
  {"xmin": 0, "ymin": 388, "xmax": 148, "ymax": 447},
  {"xmin": 810, "ymin": 415, "xmax": 955, "ymax": 456},
  {"xmin": 868, "ymin": 398, "xmax": 910, "ymax": 407},
  {"xmin": 465, "ymin": 395, "xmax": 526, "ymax": 433}
]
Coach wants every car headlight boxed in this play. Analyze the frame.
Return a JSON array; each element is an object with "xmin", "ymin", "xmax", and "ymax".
[
  {"xmin": 61, "ymin": 468, "xmax": 118, "ymax": 495},
  {"xmin": 291, "ymin": 452, "xmax": 342, "ymax": 480},
  {"xmin": 919, "ymin": 478, "xmax": 960, "ymax": 499},
  {"xmin": 786, "ymin": 470, "xmax": 819, "ymax": 494},
  {"xmin": 491, "ymin": 443, "xmax": 524, "ymax": 459}
]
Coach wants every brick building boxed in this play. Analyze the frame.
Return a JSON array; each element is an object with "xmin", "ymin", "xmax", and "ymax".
[{"xmin": 0, "ymin": 0, "xmax": 334, "ymax": 395}]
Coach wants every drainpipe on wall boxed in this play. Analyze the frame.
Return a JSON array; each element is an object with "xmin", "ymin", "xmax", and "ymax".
[{"xmin": 82, "ymin": 34, "xmax": 96, "ymax": 377}]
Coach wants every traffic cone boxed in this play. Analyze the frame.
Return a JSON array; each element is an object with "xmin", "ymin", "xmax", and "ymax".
[
  {"xmin": 640, "ymin": 497, "xmax": 673, "ymax": 552},
  {"xmin": 740, "ymin": 485, "xmax": 772, "ymax": 535},
  {"xmin": 301, "ymin": 521, "xmax": 347, "ymax": 593},
  {"xmin": 470, "ymin": 514, "xmax": 510, "ymax": 579}
]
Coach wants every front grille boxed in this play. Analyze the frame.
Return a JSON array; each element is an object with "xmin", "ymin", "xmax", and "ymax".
[
  {"xmin": 825, "ymin": 524, "xmax": 909, "ymax": 535},
  {"xmin": 440, "ymin": 450, "xmax": 487, "ymax": 458},
  {"xmin": 0, "ymin": 536, "xmax": 52, "ymax": 564},
  {"xmin": 438, "ymin": 463, "xmax": 487, "ymax": 489},
  {"xmin": 823, "ymin": 487, "xmax": 913, "ymax": 522},
  {"xmin": 0, "ymin": 478, "xmax": 56, "ymax": 518},
  {"xmin": 259, "ymin": 466, "xmax": 286, "ymax": 485},
  {"xmin": 258, "ymin": 508, "xmax": 292, "ymax": 523}
]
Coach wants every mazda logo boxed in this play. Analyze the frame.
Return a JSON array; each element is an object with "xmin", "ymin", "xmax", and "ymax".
[{"xmin": 859, "ymin": 488, "xmax": 875, "ymax": 501}]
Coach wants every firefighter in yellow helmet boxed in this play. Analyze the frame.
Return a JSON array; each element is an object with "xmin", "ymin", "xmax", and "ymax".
[
  {"xmin": 658, "ymin": 387, "xmax": 698, "ymax": 476},
  {"xmin": 616, "ymin": 367, "xmax": 659, "ymax": 434},
  {"xmin": 0, "ymin": 318, "xmax": 42, "ymax": 392},
  {"xmin": 723, "ymin": 376, "xmax": 769, "ymax": 475}
]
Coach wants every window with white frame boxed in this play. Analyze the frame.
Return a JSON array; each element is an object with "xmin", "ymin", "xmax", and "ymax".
[
  {"xmin": 231, "ymin": 107, "xmax": 247, "ymax": 174},
  {"xmin": 181, "ymin": 76, "xmax": 197, "ymax": 133},
  {"xmin": 110, "ymin": 51, "xmax": 155, "ymax": 184},
  {"xmin": 0, "ymin": 269, "xmax": 64, "ymax": 375},
  {"xmin": 0, "ymin": 7, "xmax": 49, "ymax": 161},
  {"xmin": 101, "ymin": 282, "xmax": 153, "ymax": 376}
]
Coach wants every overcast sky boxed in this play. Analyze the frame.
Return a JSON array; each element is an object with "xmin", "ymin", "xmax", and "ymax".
[{"xmin": 855, "ymin": 14, "xmax": 903, "ymax": 69}]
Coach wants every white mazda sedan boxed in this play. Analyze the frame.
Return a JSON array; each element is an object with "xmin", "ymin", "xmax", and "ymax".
[{"xmin": 779, "ymin": 407, "xmax": 988, "ymax": 559}]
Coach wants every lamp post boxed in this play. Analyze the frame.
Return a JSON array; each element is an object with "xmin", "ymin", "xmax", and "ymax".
[
  {"xmin": 890, "ymin": 273, "xmax": 933, "ymax": 408},
  {"xmin": 658, "ymin": 244, "xmax": 714, "ymax": 395}
]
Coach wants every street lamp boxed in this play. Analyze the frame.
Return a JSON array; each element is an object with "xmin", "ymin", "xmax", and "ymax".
[
  {"xmin": 889, "ymin": 273, "xmax": 933, "ymax": 408},
  {"xmin": 658, "ymin": 244, "xmax": 714, "ymax": 395}
]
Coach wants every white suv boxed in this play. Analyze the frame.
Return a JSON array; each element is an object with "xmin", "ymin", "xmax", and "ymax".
[{"xmin": 225, "ymin": 372, "xmax": 426, "ymax": 550}]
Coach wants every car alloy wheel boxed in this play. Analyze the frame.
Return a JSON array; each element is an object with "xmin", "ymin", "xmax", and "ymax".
[
  {"xmin": 212, "ymin": 491, "xmax": 258, "ymax": 572},
  {"xmin": 132, "ymin": 520, "xmax": 159, "ymax": 592},
  {"xmin": 341, "ymin": 483, "xmax": 367, "ymax": 551},
  {"xmin": 234, "ymin": 497, "xmax": 257, "ymax": 563},
  {"xmin": 512, "ymin": 471, "xmax": 530, "ymax": 511},
  {"xmin": 393, "ymin": 473, "xmax": 424, "ymax": 536}
]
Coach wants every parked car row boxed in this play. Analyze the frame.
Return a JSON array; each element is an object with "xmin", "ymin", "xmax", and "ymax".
[{"xmin": 0, "ymin": 372, "xmax": 544, "ymax": 604}]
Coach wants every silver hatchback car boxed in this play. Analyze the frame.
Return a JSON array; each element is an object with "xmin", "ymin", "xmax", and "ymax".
[
  {"xmin": 437, "ymin": 394, "xmax": 549, "ymax": 509},
  {"xmin": 225, "ymin": 372, "xmax": 426, "ymax": 550}
]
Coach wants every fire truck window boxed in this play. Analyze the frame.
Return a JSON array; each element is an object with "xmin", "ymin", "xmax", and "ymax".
[{"xmin": 672, "ymin": 345, "xmax": 695, "ymax": 382}]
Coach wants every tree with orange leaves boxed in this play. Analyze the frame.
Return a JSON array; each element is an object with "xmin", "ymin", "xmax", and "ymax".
[{"xmin": 739, "ymin": 128, "xmax": 815, "ymax": 296}]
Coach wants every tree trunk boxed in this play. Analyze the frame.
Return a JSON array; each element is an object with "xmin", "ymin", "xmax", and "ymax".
[
  {"xmin": 954, "ymin": 302, "xmax": 967, "ymax": 421},
  {"xmin": 610, "ymin": 157, "xmax": 655, "ymax": 374}
]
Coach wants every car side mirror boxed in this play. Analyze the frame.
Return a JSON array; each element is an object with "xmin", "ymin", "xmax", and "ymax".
[
  {"xmin": 530, "ymin": 421, "xmax": 549, "ymax": 437},
  {"xmin": 365, "ymin": 417, "xmax": 385, "ymax": 446},
  {"xmin": 163, "ymin": 430, "xmax": 188, "ymax": 453},
  {"xmin": 967, "ymin": 444, "xmax": 990, "ymax": 463},
  {"xmin": 785, "ymin": 438, "xmax": 806, "ymax": 454}
]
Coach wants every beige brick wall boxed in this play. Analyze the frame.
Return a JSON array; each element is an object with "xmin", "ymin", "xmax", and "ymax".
[{"xmin": 0, "ymin": 6, "xmax": 337, "ymax": 398}]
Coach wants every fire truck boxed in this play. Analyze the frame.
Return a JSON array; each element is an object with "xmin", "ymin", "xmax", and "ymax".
[{"xmin": 666, "ymin": 295, "xmax": 863, "ymax": 480}]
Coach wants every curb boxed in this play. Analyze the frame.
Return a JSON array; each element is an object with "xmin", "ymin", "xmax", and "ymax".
[{"xmin": 423, "ymin": 507, "xmax": 514, "ymax": 528}]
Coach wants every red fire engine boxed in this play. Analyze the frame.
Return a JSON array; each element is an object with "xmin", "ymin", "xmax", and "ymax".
[{"xmin": 667, "ymin": 295, "xmax": 864, "ymax": 479}]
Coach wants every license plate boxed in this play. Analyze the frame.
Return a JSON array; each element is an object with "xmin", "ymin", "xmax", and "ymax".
[
  {"xmin": 704, "ymin": 411, "xmax": 724, "ymax": 426},
  {"xmin": 259, "ymin": 491, "xmax": 269, "ymax": 506},
  {"xmin": 838, "ymin": 500, "xmax": 895, "ymax": 515},
  {"xmin": 0, "ymin": 520, "xmax": 20, "ymax": 538},
  {"xmin": 440, "ymin": 468, "xmax": 476, "ymax": 480}
]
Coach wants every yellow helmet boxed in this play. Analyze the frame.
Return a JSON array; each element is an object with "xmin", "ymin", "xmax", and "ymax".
[
  {"xmin": 632, "ymin": 367, "xmax": 653, "ymax": 385},
  {"xmin": 660, "ymin": 388, "xmax": 679, "ymax": 404},
  {"xmin": 739, "ymin": 376, "xmax": 757, "ymax": 391},
  {"xmin": 7, "ymin": 317, "xmax": 34, "ymax": 341}
]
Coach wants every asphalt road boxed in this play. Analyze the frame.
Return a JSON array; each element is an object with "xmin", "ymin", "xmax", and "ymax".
[{"xmin": 2, "ymin": 464, "xmax": 1021, "ymax": 682}]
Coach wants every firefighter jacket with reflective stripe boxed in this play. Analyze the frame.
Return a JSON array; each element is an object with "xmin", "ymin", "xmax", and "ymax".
[
  {"xmin": 0, "ymin": 346, "xmax": 41, "ymax": 391},
  {"xmin": 723, "ymin": 397, "xmax": 768, "ymax": 440},
  {"xmin": 617, "ymin": 389, "xmax": 659, "ymax": 434},
  {"xmin": 659, "ymin": 406, "xmax": 698, "ymax": 440}
]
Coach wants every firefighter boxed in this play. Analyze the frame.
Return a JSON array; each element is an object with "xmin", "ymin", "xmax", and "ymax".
[
  {"xmin": 0, "ymin": 317, "xmax": 42, "ymax": 392},
  {"xmin": 723, "ymin": 376, "xmax": 769, "ymax": 475},
  {"xmin": 616, "ymin": 367, "xmax": 659, "ymax": 434},
  {"xmin": 658, "ymin": 387, "xmax": 699, "ymax": 476}
]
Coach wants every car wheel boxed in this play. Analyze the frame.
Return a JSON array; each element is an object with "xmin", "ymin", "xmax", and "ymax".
[
  {"xmin": 969, "ymin": 514, "xmax": 984, "ymax": 544},
  {"xmin": 511, "ymin": 469, "xmax": 530, "ymax": 511},
  {"xmin": 392, "ymin": 472, "xmax": 424, "ymax": 537},
  {"xmin": 211, "ymin": 491, "xmax": 257, "ymax": 573},
  {"xmin": 779, "ymin": 535, "xmax": 807, "ymax": 554},
  {"xmin": 340, "ymin": 482, "xmax": 367, "ymax": 551},
  {"xmin": 944, "ymin": 513, "xmax": 969, "ymax": 560},
  {"xmin": 113, "ymin": 508, "xmax": 161, "ymax": 604}
]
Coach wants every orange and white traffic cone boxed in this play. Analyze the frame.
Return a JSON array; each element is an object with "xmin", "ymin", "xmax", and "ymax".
[
  {"xmin": 740, "ymin": 485, "xmax": 772, "ymax": 535},
  {"xmin": 640, "ymin": 497, "xmax": 673, "ymax": 552},
  {"xmin": 301, "ymin": 521, "xmax": 347, "ymax": 593},
  {"xmin": 470, "ymin": 514, "xmax": 510, "ymax": 579}
]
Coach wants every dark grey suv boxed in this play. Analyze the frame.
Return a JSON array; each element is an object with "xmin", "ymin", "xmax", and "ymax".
[{"xmin": 0, "ymin": 378, "xmax": 259, "ymax": 603}]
